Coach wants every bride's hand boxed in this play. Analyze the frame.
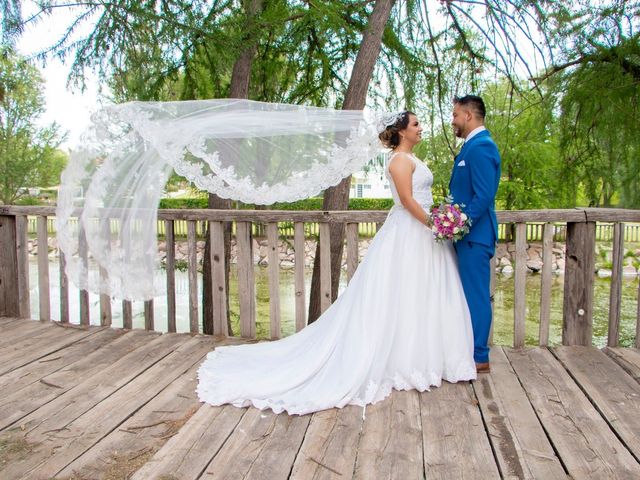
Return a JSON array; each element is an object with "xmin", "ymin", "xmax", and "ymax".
[{"xmin": 425, "ymin": 213, "xmax": 434, "ymax": 229}]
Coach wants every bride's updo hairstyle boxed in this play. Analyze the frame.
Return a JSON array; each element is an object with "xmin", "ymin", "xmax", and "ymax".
[{"xmin": 378, "ymin": 111, "xmax": 415, "ymax": 149}]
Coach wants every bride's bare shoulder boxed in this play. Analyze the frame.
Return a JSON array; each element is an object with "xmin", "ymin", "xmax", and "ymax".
[{"xmin": 388, "ymin": 152, "xmax": 415, "ymax": 173}]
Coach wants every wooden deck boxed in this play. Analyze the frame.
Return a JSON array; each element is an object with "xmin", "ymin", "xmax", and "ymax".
[{"xmin": 1, "ymin": 318, "xmax": 640, "ymax": 479}]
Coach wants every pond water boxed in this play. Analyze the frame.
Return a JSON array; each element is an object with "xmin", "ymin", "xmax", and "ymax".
[{"xmin": 29, "ymin": 258, "xmax": 639, "ymax": 347}]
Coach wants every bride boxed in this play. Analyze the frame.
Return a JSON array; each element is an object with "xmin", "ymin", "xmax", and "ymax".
[{"xmin": 196, "ymin": 111, "xmax": 476, "ymax": 415}]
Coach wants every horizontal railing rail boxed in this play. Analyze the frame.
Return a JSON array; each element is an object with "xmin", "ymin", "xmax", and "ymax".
[
  {"xmin": 1, "ymin": 206, "xmax": 639, "ymax": 348},
  {"xmin": 17, "ymin": 207, "xmax": 640, "ymax": 242}
]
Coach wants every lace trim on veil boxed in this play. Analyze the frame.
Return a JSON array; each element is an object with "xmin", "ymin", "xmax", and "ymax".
[{"xmin": 56, "ymin": 99, "xmax": 380, "ymax": 300}]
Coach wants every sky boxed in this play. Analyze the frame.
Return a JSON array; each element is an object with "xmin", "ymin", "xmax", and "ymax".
[{"xmin": 16, "ymin": 5, "xmax": 104, "ymax": 150}]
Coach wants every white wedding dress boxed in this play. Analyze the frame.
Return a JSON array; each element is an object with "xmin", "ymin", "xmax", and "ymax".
[{"xmin": 197, "ymin": 153, "xmax": 477, "ymax": 415}]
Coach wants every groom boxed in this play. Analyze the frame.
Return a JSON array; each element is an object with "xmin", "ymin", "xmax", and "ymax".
[{"xmin": 449, "ymin": 95, "xmax": 501, "ymax": 373}]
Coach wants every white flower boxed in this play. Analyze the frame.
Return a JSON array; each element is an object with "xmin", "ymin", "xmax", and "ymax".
[{"xmin": 460, "ymin": 213, "xmax": 468, "ymax": 222}]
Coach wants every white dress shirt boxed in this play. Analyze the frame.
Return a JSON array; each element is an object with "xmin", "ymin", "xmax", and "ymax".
[{"xmin": 465, "ymin": 125, "xmax": 486, "ymax": 142}]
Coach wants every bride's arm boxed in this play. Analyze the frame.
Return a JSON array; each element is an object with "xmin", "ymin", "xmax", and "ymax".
[{"xmin": 388, "ymin": 155, "xmax": 431, "ymax": 227}]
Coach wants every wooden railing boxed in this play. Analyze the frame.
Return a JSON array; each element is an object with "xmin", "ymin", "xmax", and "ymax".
[
  {"xmin": 1, "ymin": 206, "xmax": 639, "ymax": 348},
  {"xmin": 25, "ymin": 214, "xmax": 640, "ymax": 242}
]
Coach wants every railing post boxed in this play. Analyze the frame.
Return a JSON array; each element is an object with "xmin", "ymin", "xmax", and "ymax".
[
  {"xmin": 0, "ymin": 215, "xmax": 20, "ymax": 317},
  {"xmin": 607, "ymin": 222, "xmax": 624, "ymax": 347},
  {"xmin": 16, "ymin": 215, "xmax": 30, "ymax": 318},
  {"xmin": 514, "ymin": 222, "xmax": 527, "ymax": 348},
  {"xmin": 562, "ymin": 219, "xmax": 596, "ymax": 346}
]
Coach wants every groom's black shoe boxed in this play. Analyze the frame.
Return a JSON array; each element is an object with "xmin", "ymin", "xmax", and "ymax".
[{"xmin": 475, "ymin": 362, "xmax": 490, "ymax": 373}]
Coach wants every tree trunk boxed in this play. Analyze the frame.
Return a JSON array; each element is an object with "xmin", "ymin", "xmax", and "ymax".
[
  {"xmin": 202, "ymin": 0, "xmax": 262, "ymax": 335},
  {"xmin": 308, "ymin": 0, "xmax": 396, "ymax": 323}
]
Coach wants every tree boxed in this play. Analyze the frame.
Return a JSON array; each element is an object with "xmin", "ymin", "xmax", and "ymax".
[
  {"xmin": 483, "ymin": 80, "xmax": 562, "ymax": 210},
  {"xmin": 307, "ymin": 0, "xmax": 396, "ymax": 323},
  {"xmin": 0, "ymin": 48, "xmax": 64, "ymax": 205},
  {"xmin": 12, "ymin": 0, "xmax": 386, "ymax": 332},
  {"xmin": 554, "ymin": 35, "xmax": 640, "ymax": 208}
]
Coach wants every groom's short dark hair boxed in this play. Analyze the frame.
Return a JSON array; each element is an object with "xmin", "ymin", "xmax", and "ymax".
[{"xmin": 453, "ymin": 95, "xmax": 486, "ymax": 119}]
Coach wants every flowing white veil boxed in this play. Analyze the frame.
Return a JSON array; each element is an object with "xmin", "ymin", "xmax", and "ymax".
[{"xmin": 56, "ymin": 99, "xmax": 380, "ymax": 300}]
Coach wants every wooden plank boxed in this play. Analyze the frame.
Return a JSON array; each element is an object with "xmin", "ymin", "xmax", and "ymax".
[
  {"xmin": 59, "ymin": 250, "xmax": 69, "ymax": 323},
  {"xmin": 69, "ymin": 339, "xmax": 253, "ymax": 480},
  {"xmin": 353, "ymin": 390, "xmax": 423, "ymax": 479},
  {"xmin": 187, "ymin": 220, "xmax": 199, "ymax": 334},
  {"xmin": 294, "ymin": 221, "xmax": 307, "ymax": 332},
  {"xmin": 489, "ymin": 254, "xmax": 496, "ymax": 345},
  {"xmin": 131, "ymin": 404, "xmax": 245, "ymax": 480},
  {"xmin": 58, "ymin": 360, "xmax": 208, "ymax": 479},
  {"xmin": 156, "ymin": 209, "xmax": 390, "ymax": 223},
  {"xmin": 473, "ymin": 347, "xmax": 565, "ymax": 479},
  {"xmin": 267, "ymin": 222, "xmax": 281, "ymax": 339},
  {"xmin": 583, "ymin": 207, "xmax": 640, "ymax": 222},
  {"xmin": 210, "ymin": 221, "xmax": 228, "ymax": 336},
  {"xmin": 0, "ymin": 332, "xmax": 179, "ymax": 436},
  {"xmin": 637, "ymin": 281, "xmax": 640, "ymax": 348},
  {"xmin": 346, "ymin": 222, "xmax": 359, "ymax": 283},
  {"xmin": 237, "ymin": 221, "xmax": 256, "ymax": 338},
  {"xmin": 144, "ymin": 299, "xmax": 154, "ymax": 331},
  {"xmin": 506, "ymin": 347, "xmax": 640, "ymax": 478},
  {"xmin": 514, "ymin": 222, "xmax": 527, "ymax": 348},
  {"xmin": 0, "ymin": 317, "xmax": 22, "ymax": 326},
  {"xmin": 421, "ymin": 382, "xmax": 500, "ymax": 479},
  {"xmin": 4, "ymin": 205, "xmax": 640, "ymax": 224},
  {"xmin": 552, "ymin": 346, "xmax": 640, "ymax": 461},
  {"xmin": 539, "ymin": 223, "xmax": 554, "ymax": 346},
  {"xmin": 319, "ymin": 222, "xmax": 331, "ymax": 314},
  {"xmin": 0, "ymin": 325, "xmax": 98, "ymax": 377},
  {"xmin": 498, "ymin": 209, "xmax": 589, "ymax": 223},
  {"xmin": 37, "ymin": 216, "xmax": 51, "ymax": 321},
  {"xmin": 0, "ymin": 328, "xmax": 124, "ymax": 395},
  {"xmin": 165, "ymin": 219, "xmax": 177, "ymax": 333},
  {"xmin": 78, "ymin": 227, "xmax": 90, "ymax": 326},
  {"xmin": 290, "ymin": 406, "xmax": 364, "ymax": 479},
  {"xmin": 0, "ymin": 329, "xmax": 155, "ymax": 431},
  {"xmin": 0, "ymin": 328, "xmax": 123, "ymax": 395},
  {"xmin": 99, "ymin": 219, "xmax": 112, "ymax": 326},
  {"xmin": 607, "ymin": 222, "xmax": 624, "ymax": 347},
  {"xmin": 0, "ymin": 215, "xmax": 20, "ymax": 317},
  {"xmin": 0, "ymin": 336, "xmax": 212, "ymax": 479},
  {"xmin": 122, "ymin": 300, "xmax": 133, "ymax": 329},
  {"xmin": 604, "ymin": 347, "xmax": 640, "ymax": 383},
  {"xmin": 0, "ymin": 320, "xmax": 53, "ymax": 348},
  {"xmin": 563, "ymin": 221, "xmax": 596, "ymax": 346},
  {"xmin": 199, "ymin": 407, "xmax": 311, "ymax": 480},
  {"xmin": 16, "ymin": 215, "xmax": 30, "ymax": 318}
]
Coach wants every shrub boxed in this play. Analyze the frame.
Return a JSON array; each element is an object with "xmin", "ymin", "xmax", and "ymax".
[{"xmin": 159, "ymin": 197, "xmax": 394, "ymax": 210}]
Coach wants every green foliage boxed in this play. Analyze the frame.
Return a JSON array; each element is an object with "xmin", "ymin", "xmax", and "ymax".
[
  {"xmin": 9, "ymin": 0, "xmax": 640, "ymax": 211},
  {"xmin": 159, "ymin": 197, "xmax": 394, "ymax": 210},
  {"xmin": 555, "ymin": 35, "xmax": 640, "ymax": 208},
  {"xmin": 159, "ymin": 197, "xmax": 209, "ymax": 209},
  {"xmin": 0, "ymin": 48, "xmax": 65, "ymax": 205},
  {"xmin": 14, "ymin": 196, "xmax": 41, "ymax": 205},
  {"xmin": 81, "ymin": 0, "xmax": 377, "ymax": 105},
  {"xmin": 483, "ymin": 80, "xmax": 563, "ymax": 210}
]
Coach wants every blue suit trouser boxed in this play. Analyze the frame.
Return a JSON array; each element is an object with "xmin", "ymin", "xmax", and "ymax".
[{"xmin": 455, "ymin": 239, "xmax": 494, "ymax": 363}]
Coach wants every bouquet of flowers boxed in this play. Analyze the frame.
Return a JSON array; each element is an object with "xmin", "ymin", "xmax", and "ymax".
[{"xmin": 429, "ymin": 197, "xmax": 471, "ymax": 242}]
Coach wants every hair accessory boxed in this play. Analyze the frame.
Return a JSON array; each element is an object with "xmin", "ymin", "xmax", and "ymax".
[{"xmin": 376, "ymin": 111, "xmax": 405, "ymax": 134}]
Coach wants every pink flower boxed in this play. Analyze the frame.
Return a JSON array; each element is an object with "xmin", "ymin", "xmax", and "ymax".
[{"xmin": 429, "ymin": 199, "xmax": 472, "ymax": 243}]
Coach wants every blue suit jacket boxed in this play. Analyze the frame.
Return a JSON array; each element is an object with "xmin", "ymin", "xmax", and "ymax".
[{"xmin": 449, "ymin": 129, "xmax": 501, "ymax": 247}]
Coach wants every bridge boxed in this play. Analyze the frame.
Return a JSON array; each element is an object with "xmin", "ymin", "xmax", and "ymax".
[{"xmin": 0, "ymin": 206, "xmax": 639, "ymax": 478}]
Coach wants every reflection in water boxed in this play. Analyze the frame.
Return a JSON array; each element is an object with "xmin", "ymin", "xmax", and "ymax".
[{"xmin": 30, "ymin": 259, "xmax": 638, "ymax": 347}]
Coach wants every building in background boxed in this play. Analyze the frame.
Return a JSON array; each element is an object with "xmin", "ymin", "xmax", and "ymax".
[{"xmin": 349, "ymin": 153, "xmax": 392, "ymax": 199}]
